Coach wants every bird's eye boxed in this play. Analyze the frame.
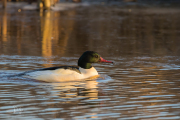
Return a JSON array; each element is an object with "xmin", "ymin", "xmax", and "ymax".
[{"xmin": 94, "ymin": 55, "xmax": 98, "ymax": 58}]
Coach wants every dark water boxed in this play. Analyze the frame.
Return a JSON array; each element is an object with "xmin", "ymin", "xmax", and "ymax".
[{"xmin": 0, "ymin": 5, "xmax": 180, "ymax": 119}]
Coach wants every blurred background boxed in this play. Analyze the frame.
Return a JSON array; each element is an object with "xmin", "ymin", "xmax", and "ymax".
[
  {"xmin": 0, "ymin": 0, "xmax": 180, "ymax": 58},
  {"xmin": 0, "ymin": 0, "xmax": 180, "ymax": 120}
]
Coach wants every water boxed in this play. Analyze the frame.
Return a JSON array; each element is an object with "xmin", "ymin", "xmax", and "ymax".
[{"xmin": 0, "ymin": 4, "xmax": 180, "ymax": 120}]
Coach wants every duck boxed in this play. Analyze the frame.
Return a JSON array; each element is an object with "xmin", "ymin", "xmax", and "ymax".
[{"xmin": 19, "ymin": 51, "xmax": 113, "ymax": 82}]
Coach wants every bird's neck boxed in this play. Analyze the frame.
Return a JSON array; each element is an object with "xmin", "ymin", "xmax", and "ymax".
[{"xmin": 78, "ymin": 62, "xmax": 92, "ymax": 69}]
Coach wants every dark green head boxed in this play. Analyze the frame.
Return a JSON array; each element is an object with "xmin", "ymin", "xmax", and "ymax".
[{"xmin": 78, "ymin": 51, "xmax": 113, "ymax": 69}]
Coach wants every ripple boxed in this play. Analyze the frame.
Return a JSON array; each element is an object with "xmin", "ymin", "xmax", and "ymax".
[{"xmin": 1, "ymin": 54, "xmax": 180, "ymax": 119}]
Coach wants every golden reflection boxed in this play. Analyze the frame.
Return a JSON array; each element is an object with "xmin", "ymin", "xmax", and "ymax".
[
  {"xmin": 0, "ymin": 10, "xmax": 8, "ymax": 55},
  {"xmin": 41, "ymin": 11, "xmax": 53, "ymax": 58},
  {"xmin": 2, "ymin": 10, "xmax": 7, "ymax": 42},
  {"xmin": 40, "ymin": 10, "xmax": 76, "ymax": 67}
]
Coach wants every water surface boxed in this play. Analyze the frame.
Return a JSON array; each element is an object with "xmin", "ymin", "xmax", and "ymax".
[{"xmin": 0, "ymin": 5, "xmax": 180, "ymax": 120}]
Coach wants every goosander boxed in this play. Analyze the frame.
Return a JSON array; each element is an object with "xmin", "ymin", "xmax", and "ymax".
[{"xmin": 19, "ymin": 51, "xmax": 113, "ymax": 82}]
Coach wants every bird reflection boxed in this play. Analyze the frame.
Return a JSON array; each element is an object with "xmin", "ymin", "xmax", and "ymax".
[{"xmin": 48, "ymin": 76, "xmax": 99, "ymax": 100}]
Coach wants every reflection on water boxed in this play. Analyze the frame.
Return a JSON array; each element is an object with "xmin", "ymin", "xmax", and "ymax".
[
  {"xmin": 0, "ymin": 55, "xmax": 180, "ymax": 119},
  {"xmin": 0, "ymin": 5, "xmax": 180, "ymax": 119},
  {"xmin": 1, "ymin": 7, "xmax": 180, "ymax": 57}
]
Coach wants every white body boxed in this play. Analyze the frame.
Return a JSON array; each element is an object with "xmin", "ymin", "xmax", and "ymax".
[{"xmin": 23, "ymin": 67, "xmax": 99, "ymax": 82}]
